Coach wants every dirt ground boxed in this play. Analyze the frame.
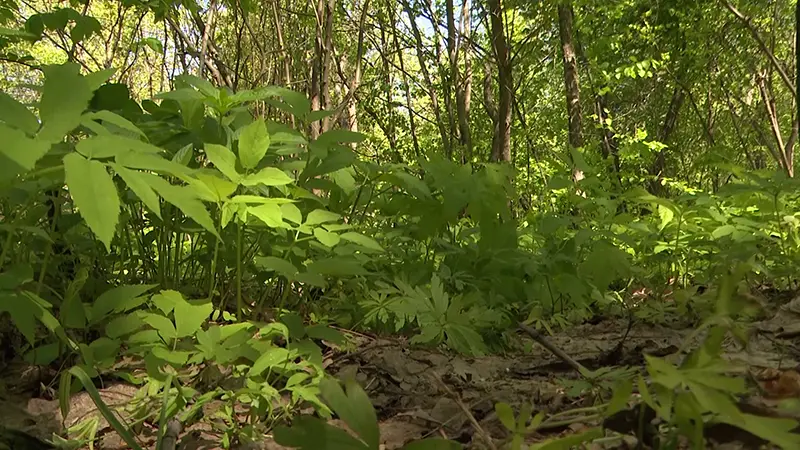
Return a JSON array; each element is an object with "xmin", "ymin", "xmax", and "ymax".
[{"xmin": 3, "ymin": 299, "xmax": 800, "ymax": 450}]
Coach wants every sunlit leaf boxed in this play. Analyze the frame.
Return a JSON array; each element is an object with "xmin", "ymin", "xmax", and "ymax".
[{"xmin": 64, "ymin": 153, "xmax": 120, "ymax": 251}]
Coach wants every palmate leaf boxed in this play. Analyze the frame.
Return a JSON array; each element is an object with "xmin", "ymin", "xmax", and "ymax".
[{"xmin": 64, "ymin": 153, "xmax": 120, "ymax": 251}]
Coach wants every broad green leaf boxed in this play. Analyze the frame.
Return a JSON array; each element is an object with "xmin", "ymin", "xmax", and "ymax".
[
  {"xmin": 238, "ymin": 119, "xmax": 270, "ymax": 169},
  {"xmin": 254, "ymin": 256, "xmax": 298, "ymax": 277},
  {"xmin": 340, "ymin": 232, "xmax": 383, "ymax": 251},
  {"xmin": 64, "ymin": 153, "xmax": 120, "ymax": 251},
  {"xmin": 273, "ymin": 417, "xmax": 364, "ymax": 449},
  {"xmin": 113, "ymin": 165, "xmax": 162, "ymax": 218},
  {"xmin": 38, "ymin": 63, "xmax": 93, "ymax": 143},
  {"xmin": 173, "ymin": 144, "xmax": 194, "ymax": 166},
  {"xmin": 249, "ymin": 203, "xmax": 284, "ymax": 228},
  {"xmin": 319, "ymin": 377, "xmax": 380, "ymax": 450},
  {"xmin": 78, "ymin": 135, "xmax": 162, "ymax": 159},
  {"xmin": 105, "ymin": 313, "xmax": 145, "ymax": 338},
  {"xmin": 193, "ymin": 173, "xmax": 238, "ymax": 202},
  {"xmin": 152, "ymin": 345, "xmax": 191, "ymax": 366},
  {"xmin": 0, "ymin": 292, "xmax": 37, "ymax": 344},
  {"xmin": 241, "ymin": 167, "xmax": 293, "ymax": 187},
  {"xmin": 248, "ymin": 347, "xmax": 292, "ymax": 377},
  {"xmin": 314, "ymin": 228, "xmax": 340, "ymax": 247},
  {"xmin": 204, "ymin": 143, "xmax": 240, "ymax": 182},
  {"xmin": 315, "ymin": 129, "xmax": 366, "ymax": 146},
  {"xmin": 305, "ymin": 209, "xmax": 341, "ymax": 226},
  {"xmin": 712, "ymin": 225, "xmax": 737, "ymax": 239},
  {"xmin": 606, "ymin": 379, "xmax": 633, "ymax": 416},
  {"xmin": 143, "ymin": 173, "xmax": 220, "ymax": 238},
  {"xmin": 173, "ymin": 296, "xmax": 212, "ymax": 338},
  {"xmin": 151, "ymin": 290, "xmax": 183, "ymax": 315},
  {"xmin": 306, "ymin": 325, "xmax": 345, "ymax": 344},
  {"xmin": 657, "ymin": 204, "xmax": 674, "ymax": 232},
  {"xmin": 82, "ymin": 111, "xmax": 145, "ymax": 138},
  {"xmin": 307, "ymin": 257, "xmax": 366, "ymax": 276},
  {"xmin": 0, "ymin": 124, "xmax": 51, "ymax": 181},
  {"xmin": 115, "ymin": 150, "xmax": 193, "ymax": 178},
  {"xmin": 83, "ymin": 68, "xmax": 116, "ymax": 91},
  {"xmin": 91, "ymin": 284, "xmax": 158, "ymax": 324},
  {"xmin": 59, "ymin": 371, "xmax": 72, "ymax": 422},
  {"xmin": 140, "ymin": 312, "xmax": 177, "ymax": 341},
  {"xmin": 494, "ymin": 402, "xmax": 516, "ymax": 431},
  {"xmin": 281, "ymin": 203, "xmax": 303, "ymax": 224},
  {"xmin": 0, "ymin": 92, "xmax": 39, "ymax": 134},
  {"xmin": 229, "ymin": 195, "xmax": 296, "ymax": 204}
]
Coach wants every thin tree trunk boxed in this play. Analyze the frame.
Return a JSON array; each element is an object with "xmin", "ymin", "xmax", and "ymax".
[
  {"xmin": 310, "ymin": 0, "xmax": 324, "ymax": 138},
  {"xmin": 455, "ymin": 0, "xmax": 473, "ymax": 162},
  {"xmin": 321, "ymin": 0, "xmax": 335, "ymax": 132},
  {"xmin": 557, "ymin": 3, "xmax": 583, "ymax": 181},
  {"xmin": 487, "ymin": 0, "xmax": 512, "ymax": 163},
  {"xmin": 402, "ymin": 0, "xmax": 451, "ymax": 154},
  {"xmin": 392, "ymin": 11, "xmax": 420, "ymax": 158}
]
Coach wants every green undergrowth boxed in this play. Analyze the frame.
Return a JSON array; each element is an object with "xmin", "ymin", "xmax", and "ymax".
[{"xmin": 0, "ymin": 62, "xmax": 798, "ymax": 448}]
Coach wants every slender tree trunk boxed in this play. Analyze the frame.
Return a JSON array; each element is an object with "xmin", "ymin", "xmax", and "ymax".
[
  {"xmin": 455, "ymin": 0, "xmax": 473, "ymax": 162},
  {"xmin": 392, "ymin": 12, "xmax": 420, "ymax": 158},
  {"xmin": 557, "ymin": 3, "xmax": 583, "ymax": 181},
  {"xmin": 403, "ymin": 0, "xmax": 451, "ymax": 154},
  {"xmin": 271, "ymin": 0, "xmax": 292, "ymax": 86},
  {"xmin": 487, "ymin": 0, "xmax": 512, "ymax": 163},
  {"xmin": 310, "ymin": 0, "xmax": 324, "ymax": 138},
  {"xmin": 321, "ymin": 0, "xmax": 335, "ymax": 132}
]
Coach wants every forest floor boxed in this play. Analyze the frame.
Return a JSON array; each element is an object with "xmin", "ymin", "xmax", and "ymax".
[{"xmin": 3, "ymin": 297, "xmax": 800, "ymax": 450}]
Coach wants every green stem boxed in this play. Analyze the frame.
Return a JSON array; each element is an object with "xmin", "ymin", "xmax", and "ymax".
[{"xmin": 236, "ymin": 221, "xmax": 243, "ymax": 320}]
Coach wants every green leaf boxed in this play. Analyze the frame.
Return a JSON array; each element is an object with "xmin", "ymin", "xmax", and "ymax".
[
  {"xmin": 137, "ymin": 37, "xmax": 163, "ymax": 53},
  {"xmin": 606, "ymin": 379, "xmax": 633, "ymax": 416},
  {"xmin": 105, "ymin": 313, "xmax": 145, "ymax": 338},
  {"xmin": 712, "ymin": 225, "xmax": 737, "ymax": 239},
  {"xmin": 305, "ymin": 209, "xmax": 341, "ymax": 226},
  {"xmin": 306, "ymin": 325, "xmax": 345, "ymax": 344},
  {"xmin": 82, "ymin": 111, "xmax": 145, "ymax": 138},
  {"xmin": 64, "ymin": 153, "xmax": 120, "ymax": 251},
  {"xmin": 173, "ymin": 296, "xmax": 212, "ymax": 338},
  {"xmin": 249, "ymin": 203, "xmax": 284, "ymax": 228},
  {"xmin": 115, "ymin": 150, "xmax": 193, "ymax": 177},
  {"xmin": 59, "ymin": 371, "xmax": 72, "ymax": 422},
  {"xmin": 140, "ymin": 312, "xmax": 177, "ymax": 342},
  {"xmin": 281, "ymin": 203, "xmax": 303, "ymax": 225},
  {"xmin": 0, "ymin": 292, "xmax": 37, "ymax": 345},
  {"xmin": 91, "ymin": 284, "xmax": 158, "ymax": 324},
  {"xmin": 38, "ymin": 63, "xmax": 93, "ymax": 143},
  {"xmin": 0, "ymin": 123, "xmax": 51, "ymax": 181},
  {"xmin": 193, "ymin": 173, "xmax": 238, "ymax": 202},
  {"xmin": 248, "ymin": 347, "xmax": 292, "ymax": 377},
  {"xmin": 314, "ymin": 228, "xmax": 340, "ymax": 247},
  {"xmin": 69, "ymin": 366, "xmax": 145, "ymax": 450},
  {"xmin": 315, "ymin": 129, "xmax": 366, "ymax": 146},
  {"xmin": 494, "ymin": 402, "xmax": 516, "ymax": 431},
  {"xmin": 0, "ymin": 92, "xmax": 39, "ymax": 134},
  {"xmin": 307, "ymin": 257, "xmax": 366, "ymax": 276},
  {"xmin": 113, "ymin": 165, "xmax": 161, "ymax": 218},
  {"xmin": 340, "ymin": 232, "xmax": 383, "ymax": 252},
  {"xmin": 241, "ymin": 167, "xmax": 293, "ymax": 186},
  {"xmin": 238, "ymin": 118, "xmax": 270, "ymax": 169},
  {"xmin": 204, "ymin": 143, "xmax": 240, "ymax": 182},
  {"xmin": 319, "ymin": 377, "xmax": 380, "ymax": 450},
  {"xmin": 254, "ymin": 256, "xmax": 298, "ymax": 277},
  {"xmin": 143, "ymin": 173, "xmax": 220, "ymax": 238}
]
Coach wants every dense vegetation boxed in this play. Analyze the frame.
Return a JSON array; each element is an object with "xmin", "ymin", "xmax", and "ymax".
[{"xmin": 0, "ymin": 0, "xmax": 799, "ymax": 448}]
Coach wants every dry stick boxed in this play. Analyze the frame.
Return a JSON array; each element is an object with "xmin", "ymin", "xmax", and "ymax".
[
  {"xmin": 517, "ymin": 322, "xmax": 588, "ymax": 376},
  {"xmin": 432, "ymin": 373, "xmax": 498, "ymax": 450}
]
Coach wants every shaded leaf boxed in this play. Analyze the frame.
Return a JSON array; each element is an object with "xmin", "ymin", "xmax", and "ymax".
[{"xmin": 238, "ymin": 118, "xmax": 270, "ymax": 169}]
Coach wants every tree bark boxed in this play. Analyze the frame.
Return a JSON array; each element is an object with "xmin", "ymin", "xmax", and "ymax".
[
  {"xmin": 557, "ymin": 2, "xmax": 583, "ymax": 181},
  {"xmin": 487, "ymin": 0, "xmax": 512, "ymax": 163},
  {"xmin": 456, "ymin": 0, "xmax": 473, "ymax": 162}
]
